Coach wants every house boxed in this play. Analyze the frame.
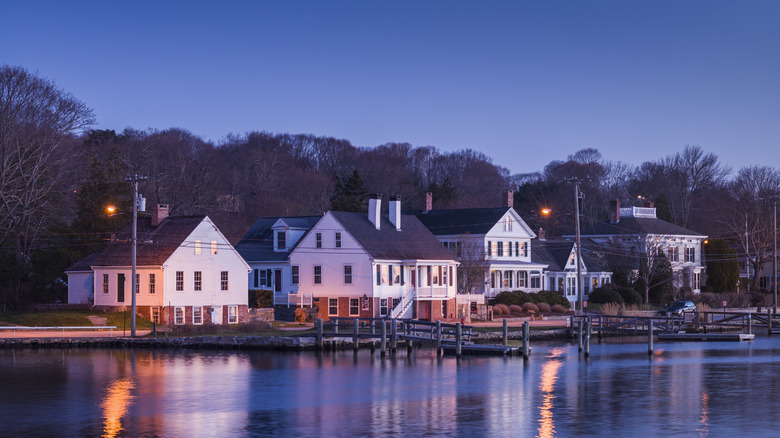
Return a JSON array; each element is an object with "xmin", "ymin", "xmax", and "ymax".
[
  {"xmin": 531, "ymin": 238, "xmax": 613, "ymax": 305},
  {"xmin": 414, "ymin": 191, "xmax": 548, "ymax": 302},
  {"xmin": 70, "ymin": 205, "xmax": 251, "ymax": 325},
  {"xmin": 291, "ymin": 196, "xmax": 459, "ymax": 320},
  {"xmin": 65, "ymin": 253, "xmax": 100, "ymax": 305},
  {"xmin": 236, "ymin": 215, "xmax": 321, "ymax": 307},
  {"xmin": 579, "ymin": 200, "xmax": 707, "ymax": 294}
]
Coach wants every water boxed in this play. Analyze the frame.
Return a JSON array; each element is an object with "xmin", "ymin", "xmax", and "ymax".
[{"xmin": 2, "ymin": 337, "xmax": 780, "ymax": 437}]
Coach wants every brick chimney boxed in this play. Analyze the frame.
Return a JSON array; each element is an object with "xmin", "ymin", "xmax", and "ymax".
[
  {"xmin": 502, "ymin": 190, "xmax": 514, "ymax": 208},
  {"xmin": 538, "ymin": 227, "xmax": 546, "ymax": 241},
  {"xmin": 389, "ymin": 196, "xmax": 401, "ymax": 231},
  {"xmin": 151, "ymin": 204, "xmax": 169, "ymax": 227},
  {"xmin": 368, "ymin": 194, "xmax": 382, "ymax": 230},
  {"xmin": 424, "ymin": 192, "xmax": 433, "ymax": 212},
  {"xmin": 609, "ymin": 199, "xmax": 620, "ymax": 224}
]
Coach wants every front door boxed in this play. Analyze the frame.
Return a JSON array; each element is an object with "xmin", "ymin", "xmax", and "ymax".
[
  {"xmin": 422, "ymin": 301, "xmax": 431, "ymax": 320},
  {"xmin": 117, "ymin": 273, "xmax": 125, "ymax": 303},
  {"xmin": 274, "ymin": 270, "xmax": 282, "ymax": 292},
  {"xmin": 212, "ymin": 306, "xmax": 221, "ymax": 324}
]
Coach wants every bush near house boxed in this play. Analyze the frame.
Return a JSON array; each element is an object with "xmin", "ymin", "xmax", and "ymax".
[
  {"xmin": 493, "ymin": 290, "xmax": 571, "ymax": 309},
  {"xmin": 493, "ymin": 304, "xmax": 510, "ymax": 316},
  {"xmin": 537, "ymin": 302, "xmax": 551, "ymax": 313},
  {"xmin": 249, "ymin": 290, "xmax": 273, "ymax": 308},
  {"xmin": 589, "ymin": 284, "xmax": 642, "ymax": 305},
  {"xmin": 508, "ymin": 304, "xmax": 523, "ymax": 315}
]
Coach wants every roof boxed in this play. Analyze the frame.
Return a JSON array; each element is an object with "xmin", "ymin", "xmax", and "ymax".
[
  {"xmin": 330, "ymin": 211, "xmax": 457, "ymax": 261},
  {"xmin": 414, "ymin": 207, "xmax": 513, "ymax": 235},
  {"xmin": 581, "ymin": 216, "xmax": 705, "ymax": 237},
  {"xmin": 531, "ymin": 239, "xmax": 609, "ymax": 272},
  {"xmin": 65, "ymin": 253, "xmax": 100, "ymax": 272},
  {"xmin": 236, "ymin": 216, "xmax": 321, "ymax": 262},
  {"xmin": 91, "ymin": 216, "xmax": 206, "ymax": 267}
]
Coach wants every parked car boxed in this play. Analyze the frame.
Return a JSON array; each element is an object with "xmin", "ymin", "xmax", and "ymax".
[{"xmin": 665, "ymin": 300, "xmax": 696, "ymax": 316}]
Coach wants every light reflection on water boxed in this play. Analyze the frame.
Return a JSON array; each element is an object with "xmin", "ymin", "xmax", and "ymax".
[{"xmin": 1, "ymin": 338, "xmax": 780, "ymax": 437}]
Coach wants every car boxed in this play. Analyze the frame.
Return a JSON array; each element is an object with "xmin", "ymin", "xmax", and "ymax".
[{"xmin": 665, "ymin": 300, "xmax": 696, "ymax": 316}]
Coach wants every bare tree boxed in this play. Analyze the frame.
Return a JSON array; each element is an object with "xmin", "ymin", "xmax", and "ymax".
[
  {"xmin": 0, "ymin": 65, "xmax": 94, "ymax": 307},
  {"xmin": 454, "ymin": 234, "xmax": 489, "ymax": 295}
]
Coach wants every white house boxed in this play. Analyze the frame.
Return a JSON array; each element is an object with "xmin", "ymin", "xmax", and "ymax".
[
  {"xmin": 579, "ymin": 201, "xmax": 707, "ymax": 294},
  {"xmin": 415, "ymin": 191, "xmax": 548, "ymax": 302},
  {"xmin": 531, "ymin": 238, "xmax": 613, "ymax": 305},
  {"xmin": 71, "ymin": 205, "xmax": 251, "ymax": 325},
  {"xmin": 290, "ymin": 196, "xmax": 459, "ymax": 320},
  {"xmin": 65, "ymin": 253, "xmax": 99, "ymax": 305}
]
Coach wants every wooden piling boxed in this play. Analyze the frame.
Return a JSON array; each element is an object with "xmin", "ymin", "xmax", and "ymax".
[
  {"xmin": 456, "ymin": 322, "xmax": 462, "ymax": 357},
  {"xmin": 436, "ymin": 320, "xmax": 442, "ymax": 353},
  {"xmin": 768, "ymin": 309, "xmax": 773, "ymax": 335},
  {"xmin": 584, "ymin": 319, "xmax": 591, "ymax": 357},
  {"xmin": 334, "ymin": 318, "xmax": 339, "ymax": 334},
  {"xmin": 380, "ymin": 319, "xmax": 387, "ymax": 356},
  {"xmin": 390, "ymin": 319, "xmax": 397, "ymax": 353},
  {"xmin": 747, "ymin": 313, "xmax": 752, "ymax": 335},
  {"xmin": 578, "ymin": 318, "xmax": 584, "ymax": 352},
  {"xmin": 316, "ymin": 318, "xmax": 323, "ymax": 350},
  {"xmin": 353, "ymin": 318, "xmax": 359, "ymax": 351},
  {"xmin": 648, "ymin": 319, "xmax": 654, "ymax": 355},
  {"xmin": 503, "ymin": 319, "xmax": 508, "ymax": 347},
  {"xmin": 522, "ymin": 321, "xmax": 530, "ymax": 359}
]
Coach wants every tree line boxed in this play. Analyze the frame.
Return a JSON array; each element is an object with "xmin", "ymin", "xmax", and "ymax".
[{"xmin": 2, "ymin": 65, "xmax": 778, "ymax": 309}]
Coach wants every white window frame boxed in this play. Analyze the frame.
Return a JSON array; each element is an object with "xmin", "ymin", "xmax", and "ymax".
[
  {"xmin": 103, "ymin": 274, "xmax": 109, "ymax": 294},
  {"xmin": 314, "ymin": 265, "xmax": 322, "ymax": 284},
  {"xmin": 328, "ymin": 298, "xmax": 339, "ymax": 316},
  {"xmin": 344, "ymin": 264, "xmax": 353, "ymax": 285},
  {"xmin": 176, "ymin": 271, "xmax": 184, "ymax": 291},
  {"xmin": 228, "ymin": 305, "xmax": 238, "ymax": 324},
  {"xmin": 175, "ymin": 307, "xmax": 185, "ymax": 325},
  {"xmin": 135, "ymin": 273, "xmax": 140, "ymax": 294},
  {"xmin": 380, "ymin": 298, "xmax": 388, "ymax": 316},
  {"xmin": 220, "ymin": 271, "xmax": 229, "ymax": 291},
  {"xmin": 292, "ymin": 265, "xmax": 299, "ymax": 285},
  {"xmin": 335, "ymin": 232, "xmax": 342, "ymax": 248},
  {"xmin": 194, "ymin": 271, "xmax": 202, "ymax": 291},
  {"xmin": 195, "ymin": 240, "xmax": 202, "ymax": 255},
  {"xmin": 149, "ymin": 273, "xmax": 156, "ymax": 294},
  {"xmin": 193, "ymin": 306, "xmax": 203, "ymax": 325},
  {"xmin": 349, "ymin": 298, "xmax": 359, "ymax": 316},
  {"xmin": 316, "ymin": 232, "xmax": 322, "ymax": 248},
  {"xmin": 151, "ymin": 307, "xmax": 160, "ymax": 324}
]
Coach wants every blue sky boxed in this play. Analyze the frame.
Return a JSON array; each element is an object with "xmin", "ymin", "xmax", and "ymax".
[{"xmin": 2, "ymin": 1, "xmax": 779, "ymax": 175}]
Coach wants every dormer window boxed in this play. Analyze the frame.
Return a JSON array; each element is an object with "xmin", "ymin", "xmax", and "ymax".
[
  {"xmin": 277, "ymin": 231, "xmax": 286, "ymax": 250},
  {"xmin": 504, "ymin": 216, "xmax": 512, "ymax": 232}
]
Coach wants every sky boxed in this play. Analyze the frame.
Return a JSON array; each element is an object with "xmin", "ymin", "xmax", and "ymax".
[{"xmin": 2, "ymin": 1, "xmax": 779, "ymax": 175}]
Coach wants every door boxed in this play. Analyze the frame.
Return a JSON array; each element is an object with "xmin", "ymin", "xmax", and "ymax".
[
  {"xmin": 422, "ymin": 301, "xmax": 431, "ymax": 320},
  {"xmin": 117, "ymin": 273, "xmax": 125, "ymax": 303},
  {"xmin": 274, "ymin": 270, "xmax": 282, "ymax": 292},
  {"xmin": 211, "ymin": 306, "xmax": 221, "ymax": 324}
]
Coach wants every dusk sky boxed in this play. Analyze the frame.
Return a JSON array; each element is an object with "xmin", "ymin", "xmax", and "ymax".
[{"xmin": 2, "ymin": 1, "xmax": 778, "ymax": 175}]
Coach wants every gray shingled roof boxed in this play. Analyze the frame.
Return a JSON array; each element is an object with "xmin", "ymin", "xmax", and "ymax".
[
  {"xmin": 236, "ymin": 216, "xmax": 321, "ymax": 263},
  {"xmin": 65, "ymin": 253, "xmax": 100, "ymax": 272},
  {"xmin": 531, "ymin": 239, "xmax": 608, "ymax": 272},
  {"xmin": 414, "ymin": 207, "xmax": 512, "ymax": 235},
  {"xmin": 581, "ymin": 216, "xmax": 705, "ymax": 237},
  {"xmin": 91, "ymin": 216, "xmax": 206, "ymax": 267},
  {"xmin": 331, "ymin": 211, "xmax": 457, "ymax": 261}
]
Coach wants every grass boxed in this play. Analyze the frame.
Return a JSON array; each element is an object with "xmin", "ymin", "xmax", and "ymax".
[{"xmin": 0, "ymin": 310, "xmax": 153, "ymax": 330}]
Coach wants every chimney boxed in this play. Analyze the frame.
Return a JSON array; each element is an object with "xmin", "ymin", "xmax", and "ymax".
[
  {"xmin": 151, "ymin": 204, "xmax": 169, "ymax": 227},
  {"xmin": 424, "ymin": 192, "xmax": 433, "ymax": 212},
  {"xmin": 389, "ymin": 196, "xmax": 401, "ymax": 231},
  {"xmin": 538, "ymin": 227, "xmax": 546, "ymax": 241},
  {"xmin": 502, "ymin": 190, "xmax": 514, "ymax": 208},
  {"xmin": 643, "ymin": 200, "xmax": 655, "ymax": 208},
  {"xmin": 368, "ymin": 194, "xmax": 382, "ymax": 230},
  {"xmin": 609, "ymin": 199, "xmax": 620, "ymax": 224}
]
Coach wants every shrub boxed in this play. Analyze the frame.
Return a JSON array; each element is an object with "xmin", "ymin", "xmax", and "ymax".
[
  {"xmin": 617, "ymin": 286, "xmax": 643, "ymax": 306},
  {"xmin": 295, "ymin": 308, "xmax": 307, "ymax": 322},
  {"xmin": 494, "ymin": 290, "xmax": 532, "ymax": 306},
  {"xmin": 522, "ymin": 302, "xmax": 539, "ymax": 313},
  {"xmin": 551, "ymin": 304, "xmax": 568, "ymax": 313},
  {"xmin": 601, "ymin": 303, "xmax": 620, "ymax": 315},
  {"xmin": 589, "ymin": 286, "xmax": 623, "ymax": 304},
  {"xmin": 493, "ymin": 304, "xmax": 509, "ymax": 316},
  {"xmin": 534, "ymin": 290, "xmax": 571, "ymax": 308},
  {"xmin": 509, "ymin": 304, "xmax": 523, "ymax": 315},
  {"xmin": 249, "ymin": 290, "xmax": 273, "ymax": 308},
  {"xmin": 537, "ymin": 302, "xmax": 551, "ymax": 313}
]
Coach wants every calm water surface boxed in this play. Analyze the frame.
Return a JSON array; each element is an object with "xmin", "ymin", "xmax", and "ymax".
[{"xmin": 2, "ymin": 337, "xmax": 780, "ymax": 437}]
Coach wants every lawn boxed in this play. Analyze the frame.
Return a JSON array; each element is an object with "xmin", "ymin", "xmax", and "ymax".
[{"xmin": 0, "ymin": 310, "xmax": 153, "ymax": 330}]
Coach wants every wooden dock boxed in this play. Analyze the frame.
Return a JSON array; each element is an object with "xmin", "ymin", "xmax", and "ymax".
[{"xmin": 657, "ymin": 333, "xmax": 755, "ymax": 342}]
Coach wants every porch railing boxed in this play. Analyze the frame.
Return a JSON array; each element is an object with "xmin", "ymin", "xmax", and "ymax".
[{"xmin": 274, "ymin": 292, "xmax": 313, "ymax": 307}]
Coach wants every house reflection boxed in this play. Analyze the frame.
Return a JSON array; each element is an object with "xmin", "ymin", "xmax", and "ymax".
[{"xmin": 101, "ymin": 378, "xmax": 135, "ymax": 438}]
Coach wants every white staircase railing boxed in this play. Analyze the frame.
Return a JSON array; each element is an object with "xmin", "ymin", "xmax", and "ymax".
[{"xmin": 390, "ymin": 288, "xmax": 415, "ymax": 319}]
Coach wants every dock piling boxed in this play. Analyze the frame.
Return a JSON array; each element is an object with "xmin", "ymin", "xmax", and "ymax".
[
  {"xmin": 578, "ymin": 318, "xmax": 583, "ymax": 353},
  {"xmin": 648, "ymin": 319, "xmax": 654, "ymax": 355},
  {"xmin": 503, "ymin": 319, "xmax": 508, "ymax": 347},
  {"xmin": 316, "ymin": 318, "xmax": 323, "ymax": 350},
  {"xmin": 390, "ymin": 319, "xmax": 397, "ymax": 354},
  {"xmin": 584, "ymin": 319, "xmax": 591, "ymax": 357},
  {"xmin": 522, "ymin": 321, "xmax": 530, "ymax": 359},
  {"xmin": 380, "ymin": 319, "xmax": 387, "ymax": 356},
  {"xmin": 353, "ymin": 318, "xmax": 359, "ymax": 351},
  {"xmin": 436, "ymin": 320, "xmax": 442, "ymax": 353},
  {"xmin": 747, "ymin": 313, "xmax": 752, "ymax": 335},
  {"xmin": 456, "ymin": 323, "xmax": 462, "ymax": 357}
]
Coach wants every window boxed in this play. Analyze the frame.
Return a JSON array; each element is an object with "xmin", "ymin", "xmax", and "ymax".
[
  {"xmin": 498, "ymin": 241, "xmax": 504, "ymax": 257},
  {"xmin": 504, "ymin": 215, "xmax": 512, "ymax": 231},
  {"xmin": 517, "ymin": 271, "xmax": 527, "ymax": 288},
  {"xmin": 335, "ymin": 232, "xmax": 342, "ymax": 248},
  {"xmin": 151, "ymin": 307, "xmax": 160, "ymax": 324},
  {"xmin": 344, "ymin": 265, "xmax": 353, "ymax": 284},
  {"xmin": 449, "ymin": 266, "xmax": 453, "ymax": 286},
  {"xmin": 292, "ymin": 266, "xmax": 299, "ymax": 285},
  {"xmin": 380, "ymin": 298, "xmax": 388, "ymax": 316},
  {"xmin": 393, "ymin": 298, "xmax": 400, "ymax": 309},
  {"xmin": 193, "ymin": 307, "xmax": 203, "ymax": 325},
  {"xmin": 349, "ymin": 298, "xmax": 359, "ymax": 316},
  {"xmin": 441, "ymin": 300, "xmax": 447, "ymax": 317},
  {"xmin": 491, "ymin": 271, "xmax": 497, "ymax": 288},
  {"xmin": 316, "ymin": 232, "xmax": 322, "ymax": 248},
  {"xmin": 388, "ymin": 264, "xmax": 394, "ymax": 286},
  {"xmin": 515, "ymin": 242, "xmax": 520, "ymax": 257},
  {"xmin": 503, "ymin": 270, "xmax": 512, "ymax": 288},
  {"xmin": 194, "ymin": 271, "xmax": 202, "ymax": 291},
  {"xmin": 522, "ymin": 242, "xmax": 528, "ymax": 257},
  {"xmin": 277, "ymin": 231, "xmax": 286, "ymax": 250},
  {"xmin": 381, "ymin": 265, "xmax": 388, "ymax": 284},
  {"xmin": 220, "ymin": 271, "xmax": 228, "ymax": 291},
  {"xmin": 685, "ymin": 247, "xmax": 696, "ymax": 263},
  {"xmin": 175, "ymin": 307, "xmax": 184, "ymax": 325},
  {"xmin": 211, "ymin": 240, "xmax": 217, "ymax": 254},
  {"xmin": 228, "ymin": 305, "xmax": 238, "ymax": 324},
  {"xmin": 329, "ymin": 298, "xmax": 339, "ymax": 316},
  {"xmin": 430, "ymin": 266, "xmax": 436, "ymax": 286},
  {"xmin": 149, "ymin": 273, "xmax": 155, "ymax": 294},
  {"xmin": 195, "ymin": 240, "xmax": 202, "ymax": 255},
  {"xmin": 135, "ymin": 274, "xmax": 140, "ymax": 294},
  {"xmin": 376, "ymin": 265, "xmax": 381, "ymax": 286},
  {"xmin": 530, "ymin": 271, "xmax": 541, "ymax": 289},
  {"xmin": 259, "ymin": 269, "xmax": 268, "ymax": 287},
  {"xmin": 103, "ymin": 274, "xmax": 109, "ymax": 294},
  {"xmin": 557, "ymin": 277, "xmax": 565, "ymax": 292},
  {"xmin": 668, "ymin": 246, "xmax": 679, "ymax": 262},
  {"xmin": 443, "ymin": 266, "xmax": 448, "ymax": 287},
  {"xmin": 487, "ymin": 241, "xmax": 492, "ymax": 256},
  {"xmin": 567, "ymin": 278, "xmax": 576, "ymax": 296},
  {"xmin": 253, "ymin": 269, "xmax": 259, "ymax": 288},
  {"xmin": 693, "ymin": 272, "xmax": 701, "ymax": 290},
  {"xmin": 314, "ymin": 265, "xmax": 322, "ymax": 284},
  {"xmin": 176, "ymin": 271, "xmax": 184, "ymax": 291}
]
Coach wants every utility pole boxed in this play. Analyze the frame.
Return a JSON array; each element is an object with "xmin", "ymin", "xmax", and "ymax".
[
  {"xmin": 126, "ymin": 173, "xmax": 147, "ymax": 337},
  {"xmin": 774, "ymin": 198, "xmax": 777, "ymax": 314},
  {"xmin": 565, "ymin": 178, "xmax": 584, "ymax": 313}
]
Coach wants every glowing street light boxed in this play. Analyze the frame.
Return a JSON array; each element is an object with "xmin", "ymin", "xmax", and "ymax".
[
  {"xmin": 106, "ymin": 205, "xmax": 117, "ymax": 214},
  {"xmin": 541, "ymin": 207, "xmax": 552, "ymax": 216}
]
